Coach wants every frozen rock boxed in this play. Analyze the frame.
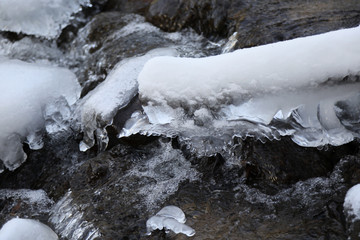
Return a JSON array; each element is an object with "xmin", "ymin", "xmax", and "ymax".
[
  {"xmin": 0, "ymin": 0, "xmax": 90, "ymax": 38},
  {"xmin": 77, "ymin": 48, "xmax": 178, "ymax": 152},
  {"xmin": 146, "ymin": 205, "xmax": 195, "ymax": 237},
  {"xmin": 0, "ymin": 218, "xmax": 58, "ymax": 240},
  {"xmin": 0, "ymin": 59, "xmax": 80, "ymax": 171}
]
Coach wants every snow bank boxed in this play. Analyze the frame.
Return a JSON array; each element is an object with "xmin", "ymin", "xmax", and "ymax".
[
  {"xmin": 77, "ymin": 48, "xmax": 178, "ymax": 152},
  {"xmin": 0, "ymin": 0, "xmax": 90, "ymax": 38},
  {"xmin": 123, "ymin": 26, "xmax": 360, "ymax": 152},
  {"xmin": 139, "ymin": 26, "xmax": 360, "ymax": 105},
  {"xmin": 0, "ymin": 59, "xmax": 80, "ymax": 171},
  {"xmin": 146, "ymin": 206, "xmax": 195, "ymax": 237},
  {"xmin": 344, "ymin": 184, "xmax": 360, "ymax": 221},
  {"xmin": 0, "ymin": 218, "xmax": 58, "ymax": 240}
]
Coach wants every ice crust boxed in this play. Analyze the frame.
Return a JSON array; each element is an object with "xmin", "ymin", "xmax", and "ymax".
[
  {"xmin": 0, "ymin": 218, "xmax": 58, "ymax": 240},
  {"xmin": 119, "ymin": 26, "xmax": 360, "ymax": 153},
  {"xmin": 146, "ymin": 206, "xmax": 195, "ymax": 237},
  {"xmin": 0, "ymin": 59, "xmax": 80, "ymax": 171},
  {"xmin": 0, "ymin": 0, "xmax": 90, "ymax": 38},
  {"xmin": 77, "ymin": 48, "xmax": 178, "ymax": 152}
]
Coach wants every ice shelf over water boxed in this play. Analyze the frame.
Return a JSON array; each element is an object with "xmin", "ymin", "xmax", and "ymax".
[
  {"xmin": 77, "ymin": 48, "xmax": 178, "ymax": 152},
  {"xmin": 0, "ymin": 58, "xmax": 80, "ymax": 171},
  {"xmin": 0, "ymin": 0, "xmax": 90, "ymax": 38},
  {"xmin": 0, "ymin": 218, "xmax": 58, "ymax": 240},
  {"xmin": 119, "ymin": 26, "xmax": 360, "ymax": 154}
]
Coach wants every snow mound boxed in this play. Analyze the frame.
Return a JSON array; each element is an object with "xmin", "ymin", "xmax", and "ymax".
[
  {"xmin": 146, "ymin": 206, "xmax": 195, "ymax": 237},
  {"xmin": 0, "ymin": 0, "xmax": 90, "ymax": 38},
  {"xmin": 0, "ymin": 59, "xmax": 80, "ymax": 171},
  {"xmin": 77, "ymin": 48, "xmax": 178, "ymax": 152},
  {"xmin": 0, "ymin": 218, "xmax": 58, "ymax": 240},
  {"xmin": 344, "ymin": 184, "xmax": 360, "ymax": 221},
  {"xmin": 120, "ymin": 26, "xmax": 360, "ymax": 155}
]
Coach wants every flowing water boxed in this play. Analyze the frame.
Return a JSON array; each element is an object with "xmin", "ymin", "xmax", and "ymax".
[{"xmin": 0, "ymin": 1, "xmax": 359, "ymax": 239}]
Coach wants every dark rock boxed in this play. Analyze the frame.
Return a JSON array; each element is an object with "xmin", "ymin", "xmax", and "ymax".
[
  {"xmin": 146, "ymin": 0, "xmax": 360, "ymax": 48},
  {"xmin": 67, "ymin": 12, "xmax": 176, "ymax": 97},
  {"xmin": 240, "ymin": 137, "xmax": 359, "ymax": 185},
  {"xmin": 104, "ymin": 0, "xmax": 152, "ymax": 14}
]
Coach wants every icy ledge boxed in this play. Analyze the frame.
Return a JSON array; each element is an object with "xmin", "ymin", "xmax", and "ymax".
[
  {"xmin": 0, "ymin": 58, "xmax": 80, "ymax": 171},
  {"xmin": 146, "ymin": 206, "xmax": 195, "ymax": 237},
  {"xmin": 76, "ymin": 48, "xmax": 178, "ymax": 152},
  {"xmin": 119, "ymin": 26, "xmax": 360, "ymax": 152},
  {"xmin": 0, "ymin": 0, "xmax": 90, "ymax": 38}
]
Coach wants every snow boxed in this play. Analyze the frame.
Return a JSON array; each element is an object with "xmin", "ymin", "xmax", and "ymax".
[
  {"xmin": 146, "ymin": 206, "xmax": 195, "ymax": 237},
  {"xmin": 0, "ymin": 218, "xmax": 58, "ymax": 240},
  {"xmin": 0, "ymin": 59, "xmax": 80, "ymax": 171},
  {"xmin": 0, "ymin": 0, "xmax": 90, "ymax": 38},
  {"xmin": 139, "ymin": 26, "xmax": 360, "ymax": 105},
  {"xmin": 122, "ymin": 26, "xmax": 360, "ymax": 151},
  {"xmin": 77, "ymin": 48, "xmax": 178, "ymax": 152},
  {"xmin": 344, "ymin": 184, "xmax": 360, "ymax": 221}
]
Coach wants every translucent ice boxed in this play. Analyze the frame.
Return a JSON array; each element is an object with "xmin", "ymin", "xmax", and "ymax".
[
  {"xmin": 0, "ymin": 59, "xmax": 80, "ymax": 171},
  {"xmin": 0, "ymin": 218, "xmax": 58, "ymax": 240},
  {"xmin": 0, "ymin": 0, "xmax": 90, "ymax": 38},
  {"xmin": 146, "ymin": 206, "xmax": 195, "ymax": 237},
  {"xmin": 77, "ymin": 48, "xmax": 178, "ymax": 152}
]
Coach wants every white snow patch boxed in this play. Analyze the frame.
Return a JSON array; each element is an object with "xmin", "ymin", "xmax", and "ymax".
[
  {"xmin": 146, "ymin": 206, "xmax": 195, "ymax": 237},
  {"xmin": 0, "ymin": 59, "xmax": 80, "ymax": 171},
  {"xmin": 139, "ymin": 26, "xmax": 360, "ymax": 104},
  {"xmin": 0, "ymin": 0, "xmax": 90, "ymax": 38},
  {"xmin": 344, "ymin": 184, "xmax": 360, "ymax": 221},
  {"xmin": 0, "ymin": 218, "xmax": 58, "ymax": 240}
]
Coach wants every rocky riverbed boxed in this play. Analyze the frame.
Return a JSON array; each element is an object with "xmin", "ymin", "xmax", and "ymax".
[{"xmin": 0, "ymin": 0, "xmax": 360, "ymax": 239}]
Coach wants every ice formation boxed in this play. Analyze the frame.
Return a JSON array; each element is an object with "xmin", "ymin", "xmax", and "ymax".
[
  {"xmin": 344, "ymin": 184, "xmax": 360, "ymax": 221},
  {"xmin": 0, "ymin": 218, "xmax": 58, "ymax": 240},
  {"xmin": 119, "ymin": 26, "xmax": 360, "ymax": 152},
  {"xmin": 0, "ymin": 0, "xmax": 90, "ymax": 38},
  {"xmin": 49, "ymin": 191, "xmax": 101, "ymax": 240},
  {"xmin": 146, "ymin": 206, "xmax": 195, "ymax": 237},
  {"xmin": 0, "ymin": 59, "xmax": 80, "ymax": 171},
  {"xmin": 77, "ymin": 48, "xmax": 178, "ymax": 152}
]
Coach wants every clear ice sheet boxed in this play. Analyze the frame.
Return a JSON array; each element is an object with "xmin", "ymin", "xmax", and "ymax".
[{"xmin": 0, "ymin": 0, "xmax": 90, "ymax": 38}]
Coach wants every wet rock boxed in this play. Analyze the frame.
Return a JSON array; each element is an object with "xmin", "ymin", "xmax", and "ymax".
[
  {"xmin": 104, "ymin": 0, "xmax": 152, "ymax": 14},
  {"xmin": 239, "ymin": 137, "xmax": 359, "ymax": 185},
  {"xmin": 67, "ymin": 12, "xmax": 175, "ymax": 97},
  {"xmin": 146, "ymin": 0, "xmax": 360, "ymax": 47}
]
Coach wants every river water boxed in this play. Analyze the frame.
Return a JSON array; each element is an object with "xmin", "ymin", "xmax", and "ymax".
[{"xmin": 0, "ymin": 1, "xmax": 360, "ymax": 239}]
